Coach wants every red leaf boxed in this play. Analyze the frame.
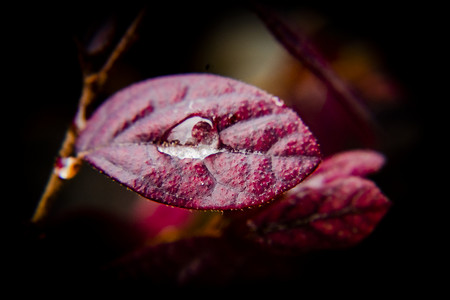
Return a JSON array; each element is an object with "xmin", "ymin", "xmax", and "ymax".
[
  {"xmin": 246, "ymin": 150, "xmax": 390, "ymax": 253},
  {"xmin": 314, "ymin": 149, "xmax": 386, "ymax": 178},
  {"xmin": 76, "ymin": 74, "xmax": 321, "ymax": 210},
  {"xmin": 105, "ymin": 236, "xmax": 293, "ymax": 286}
]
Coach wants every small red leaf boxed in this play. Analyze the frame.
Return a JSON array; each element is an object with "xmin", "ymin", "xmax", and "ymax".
[
  {"xmin": 314, "ymin": 149, "xmax": 385, "ymax": 178},
  {"xmin": 76, "ymin": 74, "xmax": 321, "ymax": 210},
  {"xmin": 246, "ymin": 150, "xmax": 390, "ymax": 253}
]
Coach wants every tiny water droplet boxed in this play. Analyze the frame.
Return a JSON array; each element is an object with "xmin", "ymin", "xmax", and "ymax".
[
  {"xmin": 271, "ymin": 96, "xmax": 284, "ymax": 107},
  {"xmin": 54, "ymin": 156, "xmax": 81, "ymax": 179}
]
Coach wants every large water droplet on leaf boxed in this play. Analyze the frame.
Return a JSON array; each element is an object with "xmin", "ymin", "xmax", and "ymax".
[{"xmin": 157, "ymin": 116, "xmax": 223, "ymax": 160}]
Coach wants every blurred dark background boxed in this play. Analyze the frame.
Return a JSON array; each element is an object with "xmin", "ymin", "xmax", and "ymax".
[{"xmin": 7, "ymin": 0, "xmax": 443, "ymax": 293}]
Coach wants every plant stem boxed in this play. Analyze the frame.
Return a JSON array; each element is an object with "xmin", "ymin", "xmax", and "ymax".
[
  {"xmin": 74, "ymin": 9, "xmax": 146, "ymax": 131},
  {"xmin": 31, "ymin": 127, "xmax": 78, "ymax": 223},
  {"xmin": 31, "ymin": 9, "xmax": 146, "ymax": 224},
  {"xmin": 252, "ymin": 3, "xmax": 378, "ymax": 147}
]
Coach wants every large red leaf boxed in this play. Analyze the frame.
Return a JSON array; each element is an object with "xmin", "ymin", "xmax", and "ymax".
[
  {"xmin": 76, "ymin": 74, "xmax": 321, "ymax": 210},
  {"xmin": 245, "ymin": 150, "xmax": 390, "ymax": 252},
  {"xmin": 105, "ymin": 236, "xmax": 293, "ymax": 286}
]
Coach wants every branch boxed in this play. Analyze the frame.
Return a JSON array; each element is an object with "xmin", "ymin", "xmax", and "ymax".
[
  {"xmin": 31, "ymin": 9, "xmax": 146, "ymax": 224},
  {"xmin": 251, "ymin": 3, "xmax": 378, "ymax": 147},
  {"xmin": 74, "ymin": 8, "xmax": 146, "ymax": 131}
]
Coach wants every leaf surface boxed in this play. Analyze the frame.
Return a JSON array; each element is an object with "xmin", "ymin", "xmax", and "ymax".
[
  {"xmin": 105, "ymin": 236, "xmax": 293, "ymax": 286},
  {"xmin": 76, "ymin": 74, "xmax": 320, "ymax": 210},
  {"xmin": 245, "ymin": 150, "xmax": 390, "ymax": 252}
]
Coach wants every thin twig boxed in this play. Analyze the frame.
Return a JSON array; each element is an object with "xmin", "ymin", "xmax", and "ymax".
[
  {"xmin": 74, "ymin": 9, "xmax": 146, "ymax": 131},
  {"xmin": 251, "ymin": 3, "xmax": 378, "ymax": 147},
  {"xmin": 31, "ymin": 9, "xmax": 146, "ymax": 224},
  {"xmin": 31, "ymin": 127, "xmax": 78, "ymax": 224}
]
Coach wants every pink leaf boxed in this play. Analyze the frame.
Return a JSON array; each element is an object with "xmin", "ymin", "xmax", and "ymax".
[
  {"xmin": 245, "ymin": 150, "xmax": 390, "ymax": 253},
  {"xmin": 76, "ymin": 74, "xmax": 321, "ymax": 210},
  {"xmin": 132, "ymin": 200, "xmax": 194, "ymax": 239}
]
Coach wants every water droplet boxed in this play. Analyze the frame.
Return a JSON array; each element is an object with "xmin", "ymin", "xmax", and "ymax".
[
  {"xmin": 271, "ymin": 96, "xmax": 284, "ymax": 107},
  {"xmin": 54, "ymin": 156, "xmax": 81, "ymax": 179},
  {"xmin": 157, "ymin": 116, "xmax": 223, "ymax": 159}
]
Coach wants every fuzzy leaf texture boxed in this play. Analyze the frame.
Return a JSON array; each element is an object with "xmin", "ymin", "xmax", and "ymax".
[
  {"xmin": 106, "ymin": 236, "xmax": 290, "ymax": 286},
  {"xmin": 76, "ymin": 74, "xmax": 321, "ymax": 210},
  {"xmin": 246, "ymin": 150, "xmax": 390, "ymax": 252}
]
